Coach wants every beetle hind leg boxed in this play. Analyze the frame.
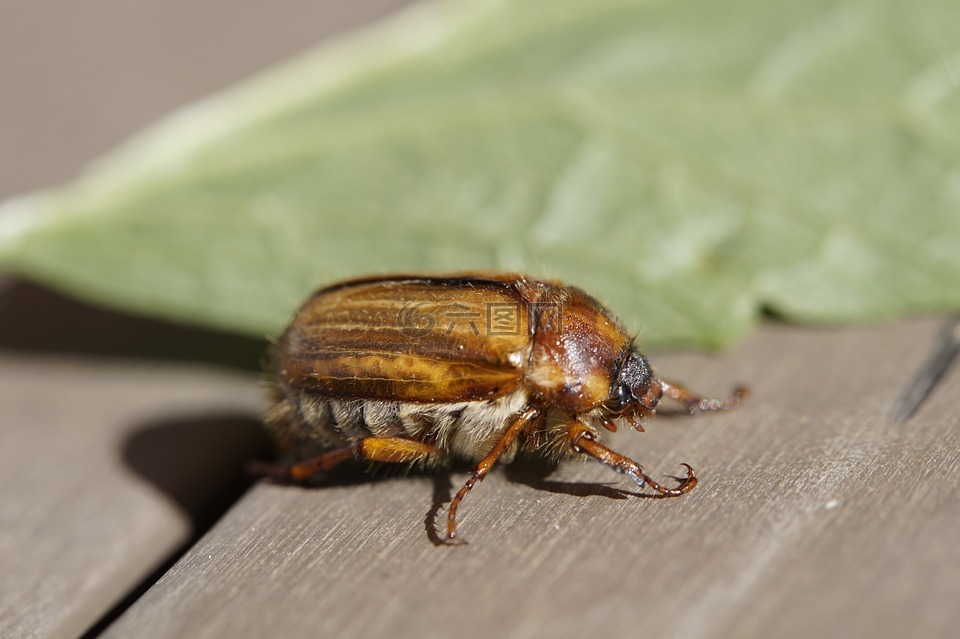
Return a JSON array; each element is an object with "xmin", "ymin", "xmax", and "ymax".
[
  {"xmin": 567, "ymin": 423, "xmax": 697, "ymax": 497},
  {"xmin": 250, "ymin": 437, "xmax": 441, "ymax": 483},
  {"xmin": 659, "ymin": 379, "xmax": 747, "ymax": 414}
]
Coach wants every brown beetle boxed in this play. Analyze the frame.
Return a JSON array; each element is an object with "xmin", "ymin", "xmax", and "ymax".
[{"xmin": 262, "ymin": 272, "xmax": 745, "ymax": 543}]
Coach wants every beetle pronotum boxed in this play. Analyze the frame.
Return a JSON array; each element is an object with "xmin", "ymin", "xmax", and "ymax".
[{"xmin": 260, "ymin": 273, "xmax": 745, "ymax": 543}]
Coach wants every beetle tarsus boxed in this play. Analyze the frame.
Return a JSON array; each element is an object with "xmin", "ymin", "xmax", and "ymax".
[
  {"xmin": 569, "ymin": 426, "xmax": 698, "ymax": 498},
  {"xmin": 659, "ymin": 380, "xmax": 747, "ymax": 414},
  {"xmin": 639, "ymin": 463, "xmax": 698, "ymax": 497}
]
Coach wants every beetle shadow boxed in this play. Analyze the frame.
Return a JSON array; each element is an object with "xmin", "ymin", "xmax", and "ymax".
[
  {"xmin": 421, "ymin": 455, "xmax": 687, "ymax": 545},
  {"xmin": 424, "ymin": 471, "xmax": 456, "ymax": 546},
  {"xmin": 247, "ymin": 451, "xmax": 463, "ymax": 546},
  {"xmin": 121, "ymin": 412, "xmax": 275, "ymax": 531},
  {"xmin": 504, "ymin": 457, "xmax": 652, "ymax": 500},
  {"xmin": 420, "ymin": 463, "xmax": 643, "ymax": 547},
  {"xmin": 653, "ymin": 408, "xmax": 700, "ymax": 418}
]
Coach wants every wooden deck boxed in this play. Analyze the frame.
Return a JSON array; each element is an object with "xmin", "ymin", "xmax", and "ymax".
[
  {"xmin": 1, "ymin": 2, "xmax": 958, "ymax": 637},
  {"xmin": 2, "ymin": 297, "xmax": 957, "ymax": 638}
]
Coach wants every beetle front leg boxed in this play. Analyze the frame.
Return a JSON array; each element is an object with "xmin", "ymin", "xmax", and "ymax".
[
  {"xmin": 566, "ymin": 423, "xmax": 697, "ymax": 496},
  {"xmin": 658, "ymin": 379, "xmax": 747, "ymax": 414},
  {"xmin": 446, "ymin": 405, "xmax": 542, "ymax": 544}
]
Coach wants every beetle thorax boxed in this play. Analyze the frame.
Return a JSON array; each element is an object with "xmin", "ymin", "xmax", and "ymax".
[{"xmin": 525, "ymin": 286, "xmax": 632, "ymax": 413}]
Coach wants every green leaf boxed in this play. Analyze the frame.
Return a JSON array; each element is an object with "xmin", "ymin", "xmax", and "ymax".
[{"xmin": 2, "ymin": 0, "xmax": 959, "ymax": 349}]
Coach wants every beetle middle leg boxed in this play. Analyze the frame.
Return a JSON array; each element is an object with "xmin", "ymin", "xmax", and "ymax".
[
  {"xmin": 252, "ymin": 437, "xmax": 441, "ymax": 482},
  {"xmin": 446, "ymin": 405, "xmax": 542, "ymax": 544},
  {"xmin": 566, "ymin": 422, "xmax": 697, "ymax": 496},
  {"xmin": 659, "ymin": 379, "xmax": 747, "ymax": 414}
]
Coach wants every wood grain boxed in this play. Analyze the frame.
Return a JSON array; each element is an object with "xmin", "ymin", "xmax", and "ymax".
[
  {"xmin": 0, "ymin": 355, "xmax": 265, "ymax": 639},
  {"xmin": 100, "ymin": 318, "xmax": 960, "ymax": 639}
]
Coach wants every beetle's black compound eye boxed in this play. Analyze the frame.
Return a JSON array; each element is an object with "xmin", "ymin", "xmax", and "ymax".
[{"xmin": 605, "ymin": 383, "xmax": 632, "ymax": 412}]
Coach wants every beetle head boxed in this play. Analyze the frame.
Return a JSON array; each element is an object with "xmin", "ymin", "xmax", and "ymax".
[{"xmin": 604, "ymin": 349, "xmax": 662, "ymax": 418}]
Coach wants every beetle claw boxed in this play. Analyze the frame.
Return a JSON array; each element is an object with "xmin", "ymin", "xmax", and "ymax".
[{"xmin": 641, "ymin": 463, "xmax": 698, "ymax": 497}]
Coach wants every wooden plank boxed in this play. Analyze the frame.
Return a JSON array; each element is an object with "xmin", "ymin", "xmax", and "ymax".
[
  {"xmin": 100, "ymin": 318, "xmax": 960, "ymax": 639},
  {"xmin": 0, "ymin": 355, "xmax": 265, "ymax": 639}
]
